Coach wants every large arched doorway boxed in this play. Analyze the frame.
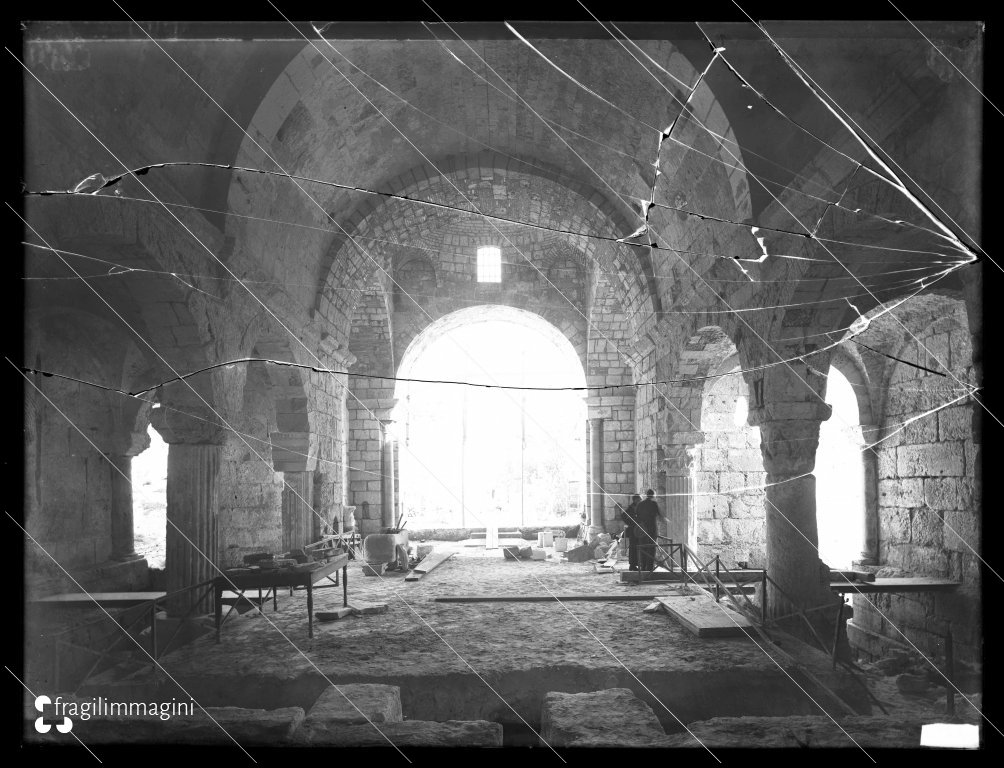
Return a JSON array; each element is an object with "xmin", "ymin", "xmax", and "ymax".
[{"xmin": 394, "ymin": 306, "xmax": 587, "ymax": 530}]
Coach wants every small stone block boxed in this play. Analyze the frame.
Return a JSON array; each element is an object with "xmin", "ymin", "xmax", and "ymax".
[
  {"xmin": 643, "ymin": 602, "xmax": 662, "ymax": 613},
  {"xmin": 349, "ymin": 602, "xmax": 388, "ymax": 615},
  {"xmin": 416, "ymin": 544, "xmax": 434, "ymax": 559},
  {"xmin": 316, "ymin": 607, "xmax": 354, "ymax": 621},
  {"xmin": 518, "ymin": 546, "xmax": 533, "ymax": 559},
  {"xmin": 564, "ymin": 544, "xmax": 594, "ymax": 563},
  {"xmin": 362, "ymin": 563, "xmax": 385, "ymax": 577},
  {"xmin": 553, "ymin": 537, "xmax": 568, "ymax": 552},
  {"xmin": 503, "ymin": 546, "xmax": 521, "ymax": 560},
  {"xmin": 530, "ymin": 548, "xmax": 547, "ymax": 560}
]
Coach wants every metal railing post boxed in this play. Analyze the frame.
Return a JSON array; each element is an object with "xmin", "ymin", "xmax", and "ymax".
[
  {"xmin": 761, "ymin": 569, "xmax": 767, "ymax": 625},
  {"xmin": 832, "ymin": 599, "xmax": 844, "ymax": 670},
  {"xmin": 946, "ymin": 630, "xmax": 955, "ymax": 716},
  {"xmin": 53, "ymin": 637, "xmax": 60, "ymax": 690},
  {"xmin": 150, "ymin": 603, "xmax": 158, "ymax": 660},
  {"xmin": 715, "ymin": 556, "xmax": 721, "ymax": 601}
]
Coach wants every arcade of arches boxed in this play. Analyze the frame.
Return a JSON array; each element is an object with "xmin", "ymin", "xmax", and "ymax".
[{"xmin": 21, "ymin": 19, "xmax": 985, "ymax": 744}]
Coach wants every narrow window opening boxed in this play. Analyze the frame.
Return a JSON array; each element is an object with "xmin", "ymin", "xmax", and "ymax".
[{"xmin": 476, "ymin": 246, "xmax": 502, "ymax": 283}]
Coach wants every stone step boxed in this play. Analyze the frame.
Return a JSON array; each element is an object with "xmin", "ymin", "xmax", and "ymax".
[
  {"xmin": 299, "ymin": 683, "xmax": 403, "ymax": 735},
  {"xmin": 294, "ymin": 719, "xmax": 503, "ymax": 746},
  {"xmin": 541, "ymin": 688, "xmax": 673, "ymax": 747},
  {"xmin": 660, "ymin": 715, "xmax": 957, "ymax": 748},
  {"xmin": 26, "ymin": 699, "xmax": 305, "ymax": 745}
]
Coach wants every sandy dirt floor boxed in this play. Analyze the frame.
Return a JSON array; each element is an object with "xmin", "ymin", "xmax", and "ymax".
[
  {"xmin": 63, "ymin": 538, "xmax": 983, "ymax": 752},
  {"xmin": 160, "ymin": 541, "xmax": 782, "ymax": 680}
]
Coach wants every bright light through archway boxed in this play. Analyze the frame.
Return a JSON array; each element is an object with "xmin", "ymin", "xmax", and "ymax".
[
  {"xmin": 816, "ymin": 366, "xmax": 865, "ymax": 569},
  {"xmin": 393, "ymin": 308, "xmax": 586, "ymax": 530}
]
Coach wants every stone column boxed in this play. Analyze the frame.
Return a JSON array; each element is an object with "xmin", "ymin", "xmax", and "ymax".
[
  {"xmin": 858, "ymin": 425, "xmax": 880, "ymax": 566},
  {"xmin": 164, "ymin": 443, "xmax": 221, "ymax": 616},
  {"xmin": 281, "ymin": 471, "xmax": 315, "ymax": 551},
  {"xmin": 151, "ymin": 406, "xmax": 225, "ymax": 618},
  {"xmin": 108, "ymin": 454, "xmax": 139, "ymax": 561},
  {"xmin": 663, "ymin": 445, "xmax": 698, "ymax": 551},
  {"xmin": 381, "ymin": 420, "xmax": 397, "ymax": 530},
  {"xmin": 588, "ymin": 417, "xmax": 605, "ymax": 537},
  {"xmin": 753, "ymin": 403, "xmax": 837, "ymax": 622}
]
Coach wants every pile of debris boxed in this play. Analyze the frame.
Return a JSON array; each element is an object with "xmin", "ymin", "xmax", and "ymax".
[
  {"xmin": 224, "ymin": 549, "xmax": 330, "ymax": 579},
  {"xmin": 859, "ymin": 649, "xmax": 982, "ymax": 716}
]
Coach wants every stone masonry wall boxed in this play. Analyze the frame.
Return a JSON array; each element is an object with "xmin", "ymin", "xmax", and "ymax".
[
  {"xmin": 693, "ymin": 366, "xmax": 766, "ymax": 568},
  {"xmin": 217, "ymin": 363, "xmax": 284, "ymax": 567},
  {"xmin": 24, "ymin": 321, "xmax": 121, "ymax": 582},
  {"xmin": 308, "ymin": 368, "xmax": 349, "ymax": 536},
  {"xmin": 854, "ymin": 303, "xmax": 980, "ymax": 665}
]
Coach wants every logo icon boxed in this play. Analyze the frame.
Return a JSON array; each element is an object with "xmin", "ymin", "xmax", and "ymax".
[{"xmin": 34, "ymin": 695, "xmax": 72, "ymax": 733}]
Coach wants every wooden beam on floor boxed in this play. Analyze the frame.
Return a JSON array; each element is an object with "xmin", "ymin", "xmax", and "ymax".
[
  {"xmin": 404, "ymin": 551, "xmax": 455, "ymax": 581},
  {"xmin": 654, "ymin": 595, "xmax": 753, "ymax": 638},
  {"xmin": 433, "ymin": 592, "xmax": 676, "ymax": 602}
]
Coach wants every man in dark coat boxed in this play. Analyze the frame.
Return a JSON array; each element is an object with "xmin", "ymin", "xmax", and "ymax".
[
  {"xmin": 633, "ymin": 489, "xmax": 661, "ymax": 572},
  {"xmin": 620, "ymin": 494, "xmax": 643, "ymax": 570}
]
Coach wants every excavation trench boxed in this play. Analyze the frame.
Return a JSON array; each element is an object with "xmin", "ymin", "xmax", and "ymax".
[{"xmin": 146, "ymin": 664, "xmax": 869, "ymax": 734}]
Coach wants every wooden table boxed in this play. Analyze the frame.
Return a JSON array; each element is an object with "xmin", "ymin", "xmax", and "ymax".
[
  {"xmin": 830, "ymin": 577, "xmax": 959, "ymax": 594},
  {"xmin": 214, "ymin": 553, "xmax": 349, "ymax": 639},
  {"xmin": 30, "ymin": 592, "xmax": 168, "ymax": 609}
]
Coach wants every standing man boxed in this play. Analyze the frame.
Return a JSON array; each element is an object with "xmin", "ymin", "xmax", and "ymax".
[
  {"xmin": 634, "ymin": 489, "xmax": 661, "ymax": 573},
  {"xmin": 620, "ymin": 494, "xmax": 642, "ymax": 570}
]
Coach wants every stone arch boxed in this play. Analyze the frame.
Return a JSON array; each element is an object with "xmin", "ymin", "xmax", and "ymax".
[
  {"xmin": 391, "ymin": 304, "xmax": 588, "ymax": 532},
  {"xmin": 815, "ymin": 352, "xmax": 871, "ymax": 568},
  {"xmin": 396, "ymin": 304, "xmax": 587, "ymax": 385},
  {"xmin": 393, "ymin": 251, "xmax": 438, "ymax": 311},
  {"xmin": 250, "ymin": 330, "xmax": 318, "ymax": 474},
  {"xmin": 828, "ymin": 346, "xmax": 876, "ymax": 429},
  {"xmin": 313, "ymin": 152, "xmax": 659, "ymax": 349},
  {"xmin": 666, "ymin": 325, "xmax": 742, "ymax": 436}
]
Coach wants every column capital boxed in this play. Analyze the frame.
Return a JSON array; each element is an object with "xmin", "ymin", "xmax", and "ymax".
[
  {"xmin": 662, "ymin": 444, "xmax": 699, "ymax": 475},
  {"xmin": 756, "ymin": 417, "xmax": 827, "ymax": 477},
  {"xmin": 319, "ymin": 332, "xmax": 357, "ymax": 368},
  {"xmin": 150, "ymin": 405, "xmax": 227, "ymax": 446},
  {"xmin": 748, "ymin": 401, "xmax": 832, "ymax": 426},
  {"xmin": 351, "ymin": 398, "xmax": 397, "ymax": 422}
]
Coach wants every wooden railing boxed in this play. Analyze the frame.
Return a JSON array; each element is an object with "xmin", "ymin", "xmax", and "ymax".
[{"xmin": 44, "ymin": 578, "xmax": 215, "ymax": 692}]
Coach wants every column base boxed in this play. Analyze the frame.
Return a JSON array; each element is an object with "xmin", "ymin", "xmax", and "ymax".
[{"xmin": 111, "ymin": 551, "xmax": 144, "ymax": 563}]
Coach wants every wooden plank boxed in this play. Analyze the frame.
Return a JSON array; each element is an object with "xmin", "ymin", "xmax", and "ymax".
[
  {"xmin": 433, "ymin": 593, "xmax": 670, "ymax": 602},
  {"xmin": 654, "ymin": 595, "xmax": 753, "ymax": 638},
  {"xmin": 405, "ymin": 551, "xmax": 454, "ymax": 581},
  {"xmin": 830, "ymin": 577, "xmax": 959, "ymax": 594},
  {"xmin": 619, "ymin": 569, "xmax": 764, "ymax": 584},
  {"xmin": 830, "ymin": 569, "xmax": 876, "ymax": 583},
  {"xmin": 32, "ymin": 592, "xmax": 166, "ymax": 607}
]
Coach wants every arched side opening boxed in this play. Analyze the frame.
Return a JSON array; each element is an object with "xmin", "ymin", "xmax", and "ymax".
[
  {"xmin": 394, "ymin": 306, "xmax": 587, "ymax": 533},
  {"xmin": 133, "ymin": 424, "xmax": 168, "ymax": 570},
  {"xmin": 815, "ymin": 365, "xmax": 866, "ymax": 569}
]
